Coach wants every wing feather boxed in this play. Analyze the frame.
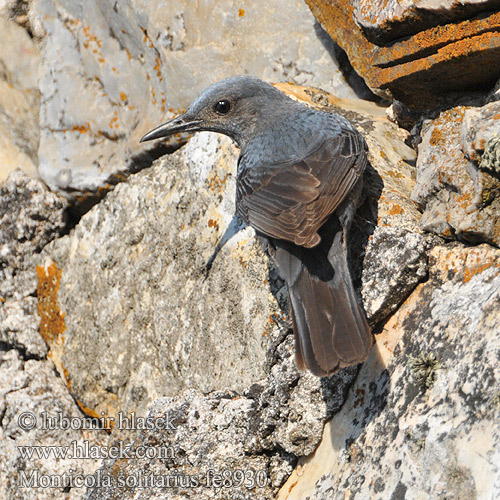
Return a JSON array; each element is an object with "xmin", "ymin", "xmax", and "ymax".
[{"xmin": 236, "ymin": 129, "xmax": 367, "ymax": 247}]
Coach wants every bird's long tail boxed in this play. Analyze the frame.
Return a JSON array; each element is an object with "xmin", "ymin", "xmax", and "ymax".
[{"xmin": 272, "ymin": 224, "xmax": 372, "ymax": 377}]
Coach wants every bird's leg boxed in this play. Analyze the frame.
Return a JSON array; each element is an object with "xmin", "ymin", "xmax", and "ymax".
[
  {"xmin": 337, "ymin": 177, "xmax": 364, "ymax": 254},
  {"xmin": 204, "ymin": 215, "xmax": 247, "ymax": 281}
]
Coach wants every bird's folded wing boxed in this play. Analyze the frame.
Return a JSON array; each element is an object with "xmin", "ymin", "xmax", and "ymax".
[{"xmin": 236, "ymin": 129, "xmax": 367, "ymax": 247}]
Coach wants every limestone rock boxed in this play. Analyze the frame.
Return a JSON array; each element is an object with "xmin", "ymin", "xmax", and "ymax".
[
  {"xmin": 0, "ymin": 17, "xmax": 41, "ymax": 180},
  {"xmin": 84, "ymin": 336, "xmax": 357, "ymax": 500},
  {"xmin": 305, "ymin": 0, "xmax": 500, "ymax": 108},
  {"xmin": 412, "ymin": 105, "xmax": 500, "ymax": 246},
  {"xmin": 0, "ymin": 349, "xmax": 109, "ymax": 500},
  {"xmin": 0, "ymin": 296, "xmax": 47, "ymax": 359},
  {"xmin": 0, "ymin": 0, "xmax": 30, "ymax": 25},
  {"xmin": 278, "ymin": 243, "xmax": 500, "ymax": 500},
  {"xmin": 352, "ymin": 0, "xmax": 500, "ymax": 45},
  {"xmin": 360, "ymin": 226, "xmax": 431, "ymax": 325},
  {"xmin": 28, "ymin": 0, "xmax": 358, "ymax": 198},
  {"xmin": 461, "ymin": 100, "xmax": 500, "ymax": 164},
  {"xmin": 0, "ymin": 169, "xmax": 68, "ymax": 299}
]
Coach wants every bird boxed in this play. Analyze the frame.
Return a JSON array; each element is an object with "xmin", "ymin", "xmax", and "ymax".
[{"xmin": 140, "ymin": 76, "xmax": 372, "ymax": 377}]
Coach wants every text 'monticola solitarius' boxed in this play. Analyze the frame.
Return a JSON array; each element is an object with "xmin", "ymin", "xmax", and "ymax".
[{"xmin": 141, "ymin": 76, "xmax": 372, "ymax": 377}]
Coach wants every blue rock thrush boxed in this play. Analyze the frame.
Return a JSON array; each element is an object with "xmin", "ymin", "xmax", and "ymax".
[{"xmin": 140, "ymin": 76, "xmax": 372, "ymax": 377}]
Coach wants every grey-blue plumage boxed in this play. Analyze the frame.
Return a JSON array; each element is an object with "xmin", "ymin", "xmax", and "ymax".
[{"xmin": 141, "ymin": 76, "xmax": 372, "ymax": 376}]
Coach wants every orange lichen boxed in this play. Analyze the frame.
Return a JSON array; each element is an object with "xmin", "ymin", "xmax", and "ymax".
[
  {"xmin": 305, "ymin": 0, "xmax": 500, "ymax": 108},
  {"xmin": 463, "ymin": 259, "xmax": 495, "ymax": 283},
  {"xmin": 120, "ymin": 91, "xmax": 127, "ymax": 102},
  {"xmin": 154, "ymin": 56, "xmax": 162, "ymax": 81},
  {"xmin": 208, "ymin": 219, "xmax": 218, "ymax": 229},
  {"xmin": 75, "ymin": 401, "xmax": 114, "ymax": 430},
  {"xmin": 208, "ymin": 171, "xmax": 230, "ymax": 192},
  {"xmin": 37, "ymin": 262, "xmax": 66, "ymax": 344},
  {"xmin": 389, "ymin": 204, "xmax": 404, "ymax": 215},
  {"xmin": 430, "ymin": 128, "xmax": 443, "ymax": 146},
  {"xmin": 71, "ymin": 124, "xmax": 89, "ymax": 134},
  {"xmin": 238, "ymin": 8, "xmax": 245, "ymax": 16}
]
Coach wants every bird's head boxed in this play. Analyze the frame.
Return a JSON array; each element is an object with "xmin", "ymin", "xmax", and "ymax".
[{"xmin": 140, "ymin": 76, "xmax": 293, "ymax": 149}]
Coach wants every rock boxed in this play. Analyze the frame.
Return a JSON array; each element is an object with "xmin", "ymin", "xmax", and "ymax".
[
  {"xmin": 0, "ymin": 168, "xmax": 106, "ymax": 500},
  {"xmin": 360, "ymin": 226, "xmax": 431, "ymax": 325},
  {"xmin": 480, "ymin": 134, "xmax": 500, "ymax": 177},
  {"xmin": 0, "ymin": 16, "xmax": 39, "ymax": 91},
  {"xmin": 461, "ymin": 100, "xmax": 500, "ymax": 164},
  {"xmin": 28, "ymin": 0, "xmax": 359, "ymax": 199},
  {"xmin": 84, "ymin": 340, "xmax": 357, "ymax": 499},
  {"xmin": 352, "ymin": 0, "xmax": 500, "ymax": 45},
  {"xmin": 0, "ymin": 0, "xmax": 30, "ymax": 25},
  {"xmin": 278, "ymin": 243, "xmax": 500, "ymax": 500},
  {"xmin": 39, "ymin": 85, "xmax": 423, "ymax": 427},
  {"xmin": 0, "ymin": 168, "xmax": 67, "ymax": 384},
  {"xmin": 0, "ymin": 297, "xmax": 47, "ymax": 359},
  {"xmin": 84, "ymin": 389, "xmax": 291, "ymax": 500},
  {"xmin": 305, "ymin": 0, "xmax": 500, "ymax": 108},
  {"xmin": 0, "ymin": 17, "xmax": 41, "ymax": 180},
  {"xmin": 0, "ymin": 169, "xmax": 68, "ymax": 300},
  {"xmin": 0, "ymin": 349, "xmax": 109, "ymax": 500},
  {"xmin": 412, "ymin": 105, "xmax": 500, "ymax": 246}
]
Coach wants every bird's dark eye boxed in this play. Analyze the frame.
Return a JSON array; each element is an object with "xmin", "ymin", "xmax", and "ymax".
[{"xmin": 214, "ymin": 100, "xmax": 231, "ymax": 115}]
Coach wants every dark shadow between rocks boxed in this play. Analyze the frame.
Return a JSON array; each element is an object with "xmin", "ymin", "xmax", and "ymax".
[
  {"xmin": 312, "ymin": 21, "xmax": 381, "ymax": 103},
  {"xmin": 66, "ymin": 138, "xmax": 188, "ymax": 225}
]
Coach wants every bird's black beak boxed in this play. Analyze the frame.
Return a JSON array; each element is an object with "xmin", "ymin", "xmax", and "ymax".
[{"xmin": 140, "ymin": 115, "xmax": 202, "ymax": 142}]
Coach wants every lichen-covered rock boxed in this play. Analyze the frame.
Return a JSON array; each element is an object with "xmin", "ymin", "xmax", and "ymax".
[
  {"xmin": 352, "ymin": 0, "xmax": 498, "ymax": 45},
  {"xmin": 461, "ymin": 100, "xmax": 500, "ymax": 164},
  {"xmin": 28, "ymin": 0, "xmax": 358, "ymax": 198},
  {"xmin": 412, "ymin": 105, "xmax": 500, "ymax": 246},
  {"xmin": 278, "ymin": 243, "xmax": 500, "ymax": 500},
  {"xmin": 305, "ymin": 0, "xmax": 500, "ymax": 108},
  {"xmin": 41, "ymin": 132, "xmax": 281, "ymax": 422}
]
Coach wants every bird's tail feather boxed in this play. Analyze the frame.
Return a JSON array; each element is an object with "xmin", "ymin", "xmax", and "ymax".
[{"xmin": 273, "ymin": 231, "xmax": 372, "ymax": 377}]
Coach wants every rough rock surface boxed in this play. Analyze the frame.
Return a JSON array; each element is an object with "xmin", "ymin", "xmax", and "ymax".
[
  {"xmin": 306, "ymin": 0, "xmax": 500, "ymax": 108},
  {"xmin": 412, "ymin": 103, "xmax": 500, "ymax": 246},
  {"xmin": 0, "ymin": 17, "xmax": 41, "ymax": 180},
  {"xmin": 0, "ymin": 169, "xmax": 67, "ymax": 360},
  {"xmin": 0, "ymin": 349, "xmax": 109, "ymax": 500},
  {"xmin": 27, "ymin": 0, "xmax": 360, "ymax": 198},
  {"xmin": 278, "ymin": 243, "xmax": 500, "ymax": 500},
  {"xmin": 0, "ymin": 169, "xmax": 68, "ymax": 300},
  {"xmin": 352, "ymin": 0, "xmax": 500, "ymax": 44},
  {"xmin": 0, "ymin": 170, "xmax": 107, "ymax": 500},
  {"xmin": 84, "ymin": 350, "xmax": 357, "ymax": 499}
]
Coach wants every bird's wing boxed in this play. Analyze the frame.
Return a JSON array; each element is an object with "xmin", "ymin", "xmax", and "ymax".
[{"xmin": 236, "ymin": 128, "xmax": 367, "ymax": 247}]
